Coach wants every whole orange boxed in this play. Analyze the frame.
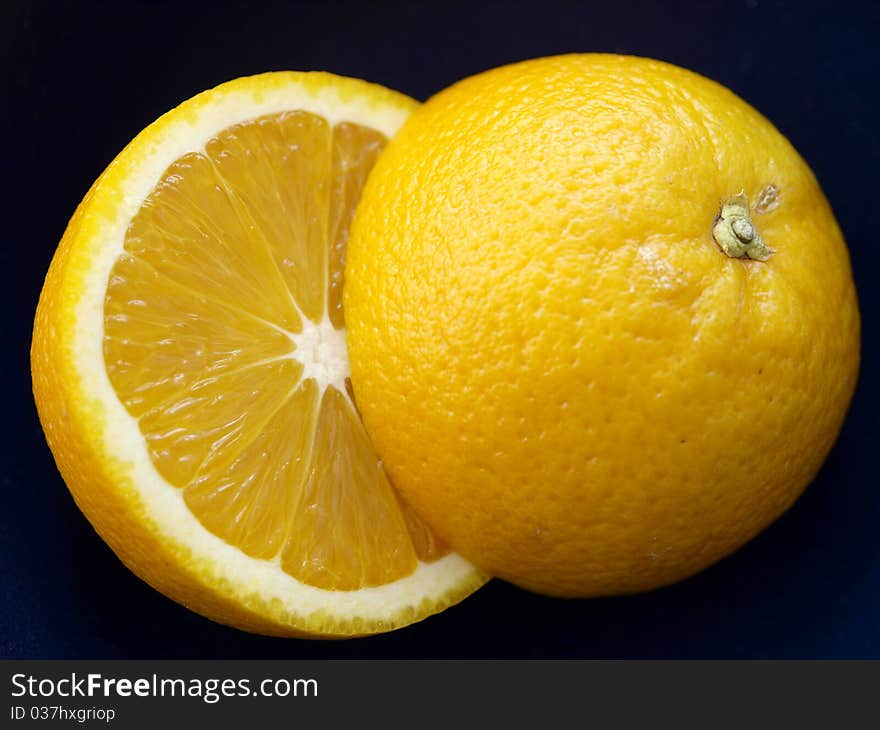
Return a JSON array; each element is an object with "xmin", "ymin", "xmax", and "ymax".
[{"xmin": 344, "ymin": 54, "xmax": 860, "ymax": 597}]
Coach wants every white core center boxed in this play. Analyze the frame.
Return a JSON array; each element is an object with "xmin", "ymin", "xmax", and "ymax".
[{"xmin": 288, "ymin": 317, "xmax": 350, "ymax": 394}]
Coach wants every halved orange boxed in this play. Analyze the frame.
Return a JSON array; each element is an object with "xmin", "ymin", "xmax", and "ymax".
[{"xmin": 32, "ymin": 72, "xmax": 487, "ymax": 637}]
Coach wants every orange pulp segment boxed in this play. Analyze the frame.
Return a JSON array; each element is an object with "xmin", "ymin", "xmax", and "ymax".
[{"xmin": 102, "ymin": 111, "xmax": 448, "ymax": 591}]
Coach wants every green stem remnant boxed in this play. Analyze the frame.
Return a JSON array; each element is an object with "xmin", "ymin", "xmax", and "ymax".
[{"xmin": 712, "ymin": 193, "xmax": 774, "ymax": 261}]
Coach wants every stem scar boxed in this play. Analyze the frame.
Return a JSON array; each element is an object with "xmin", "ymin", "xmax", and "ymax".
[{"xmin": 712, "ymin": 193, "xmax": 774, "ymax": 261}]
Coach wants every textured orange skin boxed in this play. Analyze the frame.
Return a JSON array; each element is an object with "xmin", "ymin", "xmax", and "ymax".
[
  {"xmin": 344, "ymin": 55, "xmax": 861, "ymax": 597},
  {"xmin": 31, "ymin": 72, "xmax": 486, "ymax": 637}
]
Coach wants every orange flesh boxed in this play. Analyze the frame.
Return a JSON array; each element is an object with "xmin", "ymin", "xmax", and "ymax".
[{"xmin": 103, "ymin": 111, "xmax": 447, "ymax": 590}]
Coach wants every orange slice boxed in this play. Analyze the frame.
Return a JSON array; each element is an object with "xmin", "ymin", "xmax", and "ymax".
[{"xmin": 31, "ymin": 72, "xmax": 487, "ymax": 637}]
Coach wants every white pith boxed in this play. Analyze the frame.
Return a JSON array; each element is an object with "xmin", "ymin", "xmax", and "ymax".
[
  {"xmin": 288, "ymin": 315, "xmax": 351, "ymax": 395},
  {"xmin": 69, "ymin": 77, "xmax": 479, "ymax": 625}
]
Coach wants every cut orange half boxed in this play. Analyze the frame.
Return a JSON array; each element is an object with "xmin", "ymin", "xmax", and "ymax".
[{"xmin": 31, "ymin": 72, "xmax": 487, "ymax": 637}]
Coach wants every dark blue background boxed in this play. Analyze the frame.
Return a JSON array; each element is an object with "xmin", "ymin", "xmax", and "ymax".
[{"xmin": 3, "ymin": 0, "xmax": 878, "ymax": 659}]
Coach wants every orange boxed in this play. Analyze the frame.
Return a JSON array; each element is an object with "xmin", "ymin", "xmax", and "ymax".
[
  {"xmin": 344, "ymin": 54, "xmax": 860, "ymax": 597},
  {"xmin": 31, "ymin": 71, "xmax": 486, "ymax": 637}
]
